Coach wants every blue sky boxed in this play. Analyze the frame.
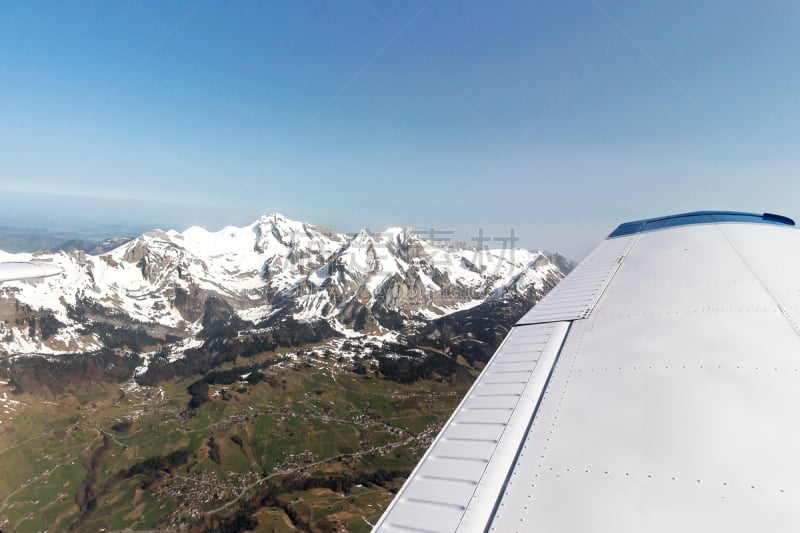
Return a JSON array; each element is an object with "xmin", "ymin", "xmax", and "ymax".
[{"xmin": 1, "ymin": 1, "xmax": 799, "ymax": 258}]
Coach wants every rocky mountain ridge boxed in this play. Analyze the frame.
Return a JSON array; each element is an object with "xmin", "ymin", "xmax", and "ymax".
[{"xmin": 0, "ymin": 213, "xmax": 571, "ymax": 358}]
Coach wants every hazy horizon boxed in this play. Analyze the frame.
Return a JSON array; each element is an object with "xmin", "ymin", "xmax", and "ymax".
[{"xmin": 0, "ymin": 190, "xmax": 599, "ymax": 259}]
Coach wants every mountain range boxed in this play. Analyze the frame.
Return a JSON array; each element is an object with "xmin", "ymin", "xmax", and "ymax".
[{"xmin": 0, "ymin": 213, "xmax": 572, "ymax": 365}]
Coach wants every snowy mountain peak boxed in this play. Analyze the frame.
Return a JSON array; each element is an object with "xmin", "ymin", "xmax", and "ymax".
[{"xmin": 0, "ymin": 214, "xmax": 570, "ymax": 355}]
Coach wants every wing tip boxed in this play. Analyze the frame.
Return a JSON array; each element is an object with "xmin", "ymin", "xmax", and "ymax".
[{"xmin": 608, "ymin": 210, "xmax": 795, "ymax": 238}]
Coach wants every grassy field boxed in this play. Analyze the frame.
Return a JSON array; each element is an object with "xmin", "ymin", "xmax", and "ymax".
[{"xmin": 0, "ymin": 351, "xmax": 472, "ymax": 531}]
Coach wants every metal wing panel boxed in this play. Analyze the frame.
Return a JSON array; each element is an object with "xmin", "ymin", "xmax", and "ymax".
[
  {"xmin": 715, "ymin": 223, "xmax": 800, "ymax": 336},
  {"xmin": 374, "ymin": 321, "xmax": 569, "ymax": 532},
  {"xmin": 517, "ymin": 234, "xmax": 637, "ymax": 325},
  {"xmin": 487, "ymin": 222, "xmax": 800, "ymax": 532},
  {"xmin": 591, "ymin": 224, "xmax": 780, "ymax": 320}
]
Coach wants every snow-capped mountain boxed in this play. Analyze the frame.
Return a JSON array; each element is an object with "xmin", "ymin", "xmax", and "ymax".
[{"xmin": 0, "ymin": 213, "xmax": 570, "ymax": 355}]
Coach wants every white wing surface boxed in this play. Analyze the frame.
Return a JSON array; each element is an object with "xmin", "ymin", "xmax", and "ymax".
[
  {"xmin": 374, "ymin": 211, "xmax": 800, "ymax": 532},
  {"xmin": 0, "ymin": 261, "xmax": 63, "ymax": 283}
]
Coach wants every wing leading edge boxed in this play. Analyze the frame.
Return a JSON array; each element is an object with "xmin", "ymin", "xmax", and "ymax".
[
  {"xmin": 374, "ymin": 211, "xmax": 800, "ymax": 532},
  {"xmin": 0, "ymin": 262, "xmax": 63, "ymax": 283}
]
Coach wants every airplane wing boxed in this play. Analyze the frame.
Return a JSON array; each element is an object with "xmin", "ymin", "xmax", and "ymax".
[
  {"xmin": 0, "ymin": 261, "xmax": 62, "ymax": 283},
  {"xmin": 374, "ymin": 210, "xmax": 800, "ymax": 532}
]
